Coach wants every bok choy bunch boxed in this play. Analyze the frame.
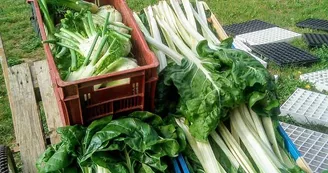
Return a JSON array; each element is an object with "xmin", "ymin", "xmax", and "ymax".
[
  {"xmin": 134, "ymin": 0, "xmax": 312, "ymax": 172},
  {"xmin": 39, "ymin": 1, "xmax": 138, "ymax": 83}
]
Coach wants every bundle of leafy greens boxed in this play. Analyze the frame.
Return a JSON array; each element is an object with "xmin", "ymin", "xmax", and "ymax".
[
  {"xmin": 134, "ymin": 0, "xmax": 312, "ymax": 172},
  {"xmin": 37, "ymin": 112, "xmax": 186, "ymax": 173},
  {"xmin": 38, "ymin": 0, "xmax": 138, "ymax": 83}
]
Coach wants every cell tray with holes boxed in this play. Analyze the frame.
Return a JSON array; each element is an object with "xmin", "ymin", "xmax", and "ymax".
[
  {"xmin": 296, "ymin": 18, "xmax": 328, "ymax": 32},
  {"xmin": 280, "ymin": 88, "xmax": 328, "ymax": 126},
  {"xmin": 303, "ymin": 33, "xmax": 328, "ymax": 48},
  {"xmin": 250, "ymin": 42, "xmax": 319, "ymax": 66},
  {"xmin": 280, "ymin": 122, "xmax": 328, "ymax": 173},
  {"xmin": 223, "ymin": 19, "xmax": 276, "ymax": 36},
  {"xmin": 235, "ymin": 27, "xmax": 301, "ymax": 45},
  {"xmin": 300, "ymin": 69, "xmax": 328, "ymax": 92}
]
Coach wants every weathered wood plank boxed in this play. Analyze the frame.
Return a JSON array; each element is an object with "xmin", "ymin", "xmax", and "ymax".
[
  {"xmin": 34, "ymin": 60, "xmax": 63, "ymax": 144},
  {"xmin": 7, "ymin": 63, "xmax": 46, "ymax": 173},
  {"xmin": 0, "ymin": 37, "xmax": 19, "ymax": 137}
]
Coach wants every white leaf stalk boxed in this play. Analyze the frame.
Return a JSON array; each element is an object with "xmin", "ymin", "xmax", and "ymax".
[
  {"xmin": 155, "ymin": 16, "xmax": 221, "ymax": 94},
  {"xmin": 218, "ymin": 123, "xmax": 257, "ymax": 173},
  {"xmin": 152, "ymin": 4, "xmax": 178, "ymax": 52},
  {"xmin": 133, "ymin": 12, "xmax": 183, "ymax": 65},
  {"xmin": 176, "ymin": 118, "xmax": 223, "ymax": 173},
  {"xmin": 262, "ymin": 116, "xmax": 284, "ymax": 162},
  {"xmin": 195, "ymin": 0, "xmax": 208, "ymax": 39},
  {"xmin": 248, "ymin": 106, "xmax": 272, "ymax": 151},
  {"xmin": 182, "ymin": 0, "xmax": 197, "ymax": 29},
  {"xmin": 191, "ymin": 7, "xmax": 220, "ymax": 45},
  {"xmin": 144, "ymin": 6, "xmax": 167, "ymax": 71},
  {"xmin": 210, "ymin": 131, "xmax": 240, "ymax": 169},
  {"xmin": 162, "ymin": 1, "xmax": 193, "ymax": 48},
  {"xmin": 231, "ymin": 108, "xmax": 283, "ymax": 173},
  {"xmin": 170, "ymin": 0, "xmax": 204, "ymax": 50}
]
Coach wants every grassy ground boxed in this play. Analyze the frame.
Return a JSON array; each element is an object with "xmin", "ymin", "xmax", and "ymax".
[
  {"xmin": 0, "ymin": 0, "xmax": 43, "ymax": 146},
  {"xmin": 0, "ymin": 0, "xmax": 327, "ymax": 165}
]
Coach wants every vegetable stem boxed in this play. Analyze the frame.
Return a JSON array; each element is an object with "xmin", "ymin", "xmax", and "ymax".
[
  {"xmin": 56, "ymin": 47, "xmax": 68, "ymax": 58},
  {"xmin": 91, "ymin": 36, "xmax": 109, "ymax": 65},
  {"xmin": 60, "ymin": 28, "xmax": 84, "ymax": 43},
  {"xmin": 102, "ymin": 12, "xmax": 110, "ymax": 36},
  {"xmin": 87, "ymin": 11, "xmax": 97, "ymax": 34},
  {"xmin": 70, "ymin": 49, "xmax": 77, "ymax": 71},
  {"xmin": 83, "ymin": 33, "xmax": 99, "ymax": 66},
  {"xmin": 124, "ymin": 147, "xmax": 134, "ymax": 173},
  {"xmin": 82, "ymin": 17, "xmax": 92, "ymax": 37}
]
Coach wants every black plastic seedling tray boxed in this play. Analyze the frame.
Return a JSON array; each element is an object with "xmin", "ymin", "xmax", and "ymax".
[
  {"xmin": 251, "ymin": 42, "xmax": 319, "ymax": 66},
  {"xmin": 303, "ymin": 33, "xmax": 328, "ymax": 48},
  {"xmin": 223, "ymin": 19, "xmax": 276, "ymax": 36},
  {"xmin": 296, "ymin": 18, "xmax": 328, "ymax": 32}
]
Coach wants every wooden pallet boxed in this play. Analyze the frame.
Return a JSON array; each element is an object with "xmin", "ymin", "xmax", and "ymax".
[{"xmin": 0, "ymin": 37, "xmax": 63, "ymax": 173}]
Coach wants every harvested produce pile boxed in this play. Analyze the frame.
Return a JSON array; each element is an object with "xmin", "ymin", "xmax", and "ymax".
[
  {"xmin": 37, "ymin": 0, "xmax": 313, "ymax": 173},
  {"xmin": 39, "ymin": 0, "xmax": 138, "ymax": 83},
  {"xmin": 134, "ymin": 0, "xmax": 311, "ymax": 172}
]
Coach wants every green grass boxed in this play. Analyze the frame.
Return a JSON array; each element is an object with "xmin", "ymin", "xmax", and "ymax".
[{"xmin": 0, "ymin": 0, "xmax": 44, "ymax": 146}]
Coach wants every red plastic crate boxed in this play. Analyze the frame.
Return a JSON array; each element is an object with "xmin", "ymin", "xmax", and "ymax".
[{"xmin": 31, "ymin": 0, "xmax": 159, "ymax": 125}]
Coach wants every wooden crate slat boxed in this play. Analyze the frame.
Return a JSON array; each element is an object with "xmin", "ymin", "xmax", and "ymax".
[
  {"xmin": 7, "ymin": 63, "xmax": 46, "ymax": 173},
  {"xmin": 34, "ymin": 60, "xmax": 63, "ymax": 144},
  {"xmin": 0, "ymin": 37, "xmax": 19, "ymax": 137}
]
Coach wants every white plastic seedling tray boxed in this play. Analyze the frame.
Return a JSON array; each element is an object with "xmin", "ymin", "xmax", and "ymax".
[
  {"xmin": 280, "ymin": 88, "xmax": 328, "ymax": 126},
  {"xmin": 235, "ymin": 27, "xmax": 301, "ymax": 45},
  {"xmin": 300, "ymin": 69, "xmax": 328, "ymax": 92},
  {"xmin": 280, "ymin": 122, "xmax": 328, "ymax": 173}
]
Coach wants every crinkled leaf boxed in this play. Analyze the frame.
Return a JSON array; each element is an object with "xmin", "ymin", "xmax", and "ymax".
[
  {"xmin": 57, "ymin": 125, "xmax": 86, "ymax": 147},
  {"xmin": 83, "ymin": 116, "xmax": 112, "ymax": 149},
  {"xmin": 139, "ymin": 164, "xmax": 156, "ymax": 173},
  {"xmin": 82, "ymin": 118, "xmax": 159, "ymax": 164},
  {"xmin": 159, "ymin": 40, "xmax": 280, "ymax": 141},
  {"xmin": 91, "ymin": 151, "xmax": 129, "ymax": 173},
  {"xmin": 39, "ymin": 144, "xmax": 73, "ymax": 172},
  {"xmin": 128, "ymin": 111, "xmax": 163, "ymax": 127}
]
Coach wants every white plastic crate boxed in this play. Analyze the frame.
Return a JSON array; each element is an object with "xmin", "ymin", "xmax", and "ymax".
[
  {"xmin": 235, "ymin": 27, "xmax": 301, "ymax": 45},
  {"xmin": 280, "ymin": 122, "xmax": 328, "ymax": 173},
  {"xmin": 300, "ymin": 69, "xmax": 328, "ymax": 92},
  {"xmin": 280, "ymin": 88, "xmax": 328, "ymax": 126}
]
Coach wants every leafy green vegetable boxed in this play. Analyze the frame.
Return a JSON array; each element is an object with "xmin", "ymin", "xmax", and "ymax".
[
  {"xmin": 158, "ymin": 39, "xmax": 278, "ymax": 141},
  {"xmin": 37, "ymin": 112, "xmax": 185, "ymax": 173},
  {"xmin": 81, "ymin": 112, "xmax": 184, "ymax": 172},
  {"xmin": 36, "ymin": 125, "xmax": 86, "ymax": 173}
]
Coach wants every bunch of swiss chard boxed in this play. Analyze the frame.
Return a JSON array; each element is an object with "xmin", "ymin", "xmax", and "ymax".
[
  {"xmin": 38, "ymin": 0, "xmax": 138, "ymax": 84},
  {"xmin": 134, "ymin": 0, "xmax": 312, "ymax": 172},
  {"xmin": 36, "ymin": 112, "xmax": 186, "ymax": 173}
]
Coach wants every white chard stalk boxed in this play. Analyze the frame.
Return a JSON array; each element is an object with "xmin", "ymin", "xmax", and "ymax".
[{"xmin": 176, "ymin": 118, "xmax": 223, "ymax": 173}]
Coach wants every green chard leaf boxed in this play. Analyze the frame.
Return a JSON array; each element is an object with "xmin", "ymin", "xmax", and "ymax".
[{"xmin": 158, "ymin": 40, "xmax": 280, "ymax": 141}]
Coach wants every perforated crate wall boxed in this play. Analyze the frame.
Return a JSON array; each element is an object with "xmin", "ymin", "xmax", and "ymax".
[
  {"xmin": 280, "ymin": 88, "xmax": 328, "ymax": 126},
  {"xmin": 300, "ymin": 69, "xmax": 328, "ymax": 92},
  {"xmin": 235, "ymin": 27, "xmax": 301, "ymax": 45},
  {"xmin": 280, "ymin": 122, "xmax": 328, "ymax": 172}
]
